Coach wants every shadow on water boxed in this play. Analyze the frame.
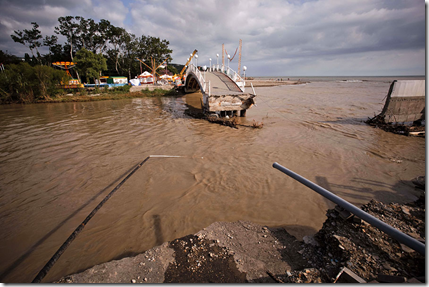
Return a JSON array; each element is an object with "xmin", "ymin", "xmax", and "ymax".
[
  {"xmin": 107, "ymin": 214, "xmax": 165, "ymax": 264},
  {"xmin": 184, "ymin": 92, "xmax": 205, "ymax": 119},
  {"xmin": 320, "ymin": 117, "xmax": 368, "ymax": 125},
  {"xmin": 315, "ymin": 176, "xmax": 421, "ymax": 206},
  {"xmin": 153, "ymin": 214, "xmax": 164, "ymax": 246},
  {"xmin": 0, "ymin": 163, "xmax": 141, "ymax": 282}
]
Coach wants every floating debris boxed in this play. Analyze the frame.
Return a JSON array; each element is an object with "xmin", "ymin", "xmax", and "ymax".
[{"xmin": 366, "ymin": 114, "xmax": 425, "ymax": 136}]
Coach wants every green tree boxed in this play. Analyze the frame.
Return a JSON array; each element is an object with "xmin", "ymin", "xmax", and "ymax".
[
  {"xmin": 106, "ymin": 26, "xmax": 127, "ymax": 75},
  {"xmin": 55, "ymin": 16, "xmax": 80, "ymax": 61},
  {"xmin": 55, "ymin": 16, "xmax": 113, "ymax": 60},
  {"xmin": 11, "ymin": 22, "xmax": 43, "ymax": 62},
  {"xmin": 166, "ymin": 65, "xmax": 178, "ymax": 75},
  {"xmin": 75, "ymin": 17, "xmax": 107, "ymax": 54},
  {"xmin": 133, "ymin": 35, "xmax": 173, "ymax": 79},
  {"xmin": 74, "ymin": 48, "xmax": 107, "ymax": 84},
  {"xmin": 137, "ymin": 35, "xmax": 172, "ymax": 66},
  {"xmin": 96, "ymin": 19, "xmax": 112, "ymax": 53},
  {"xmin": 119, "ymin": 32, "xmax": 138, "ymax": 80},
  {"xmin": 0, "ymin": 50, "xmax": 20, "ymax": 65},
  {"xmin": 43, "ymin": 35, "xmax": 59, "ymax": 63},
  {"xmin": 10, "ymin": 17, "xmax": 175, "ymax": 82}
]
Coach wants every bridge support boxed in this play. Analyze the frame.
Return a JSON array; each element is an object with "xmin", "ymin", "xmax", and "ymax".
[{"xmin": 184, "ymin": 74, "xmax": 201, "ymax": 93}]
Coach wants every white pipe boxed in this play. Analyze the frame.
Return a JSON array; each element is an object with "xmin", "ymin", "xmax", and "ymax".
[{"xmin": 149, "ymin": 155, "xmax": 183, "ymax": 158}]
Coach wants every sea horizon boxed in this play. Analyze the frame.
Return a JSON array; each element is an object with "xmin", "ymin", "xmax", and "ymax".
[{"xmin": 250, "ymin": 75, "xmax": 425, "ymax": 82}]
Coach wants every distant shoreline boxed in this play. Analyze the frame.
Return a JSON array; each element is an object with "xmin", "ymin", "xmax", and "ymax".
[
  {"xmin": 245, "ymin": 79, "xmax": 307, "ymax": 87},
  {"xmin": 250, "ymin": 75, "xmax": 425, "ymax": 79},
  {"xmin": 5, "ymin": 76, "xmax": 422, "ymax": 105},
  {"xmin": 0, "ymin": 79, "xmax": 304, "ymax": 105}
]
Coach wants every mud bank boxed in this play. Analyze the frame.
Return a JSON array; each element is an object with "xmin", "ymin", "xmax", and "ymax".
[{"xmin": 56, "ymin": 187, "xmax": 425, "ymax": 283}]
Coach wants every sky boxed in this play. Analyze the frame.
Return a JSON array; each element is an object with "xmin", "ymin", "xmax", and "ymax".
[{"xmin": 0, "ymin": 0, "xmax": 426, "ymax": 76}]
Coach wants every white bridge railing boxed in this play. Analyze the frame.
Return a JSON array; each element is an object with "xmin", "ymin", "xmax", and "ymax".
[{"xmin": 186, "ymin": 63, "xmax": 211, "ymax": 96}]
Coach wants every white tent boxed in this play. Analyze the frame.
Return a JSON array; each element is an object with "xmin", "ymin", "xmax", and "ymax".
[
  {"xmin": 138, "ymin": 71, "xmax": 153, "ymax": 78},
  {"xmin": 160, "ymin": 74, "xmax": 173, "ymax": 80},
  {"xmin": 130, "ymin": 79, "xmax": 140, "ymax": 86},
  {"xmin": 138, "ymin": 71, "xmax": 154, "ymax": 84}
]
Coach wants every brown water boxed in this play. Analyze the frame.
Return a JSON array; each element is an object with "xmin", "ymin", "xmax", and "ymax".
[{"xmin": 0, "ymin": 78, "xmax": 425, "ymax": 282}]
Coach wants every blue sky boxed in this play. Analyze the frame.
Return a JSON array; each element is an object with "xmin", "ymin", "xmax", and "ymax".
[{"xmin": 0, "ymin": 0, "xmax": 426, "ymax": 76}]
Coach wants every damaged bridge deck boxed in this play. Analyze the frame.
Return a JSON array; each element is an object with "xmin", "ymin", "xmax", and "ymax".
[{"xmin": 184, "ymin": 64, "xmax": 255, "ymax": 117}]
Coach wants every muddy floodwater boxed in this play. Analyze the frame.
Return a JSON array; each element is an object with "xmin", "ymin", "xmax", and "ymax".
[{"xmin": 0, "ymin": 77, "xmax": 425, "ymax": 282}]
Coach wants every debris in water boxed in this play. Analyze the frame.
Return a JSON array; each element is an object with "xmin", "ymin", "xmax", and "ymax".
[
  {"xmin": 252, "ymin": 120, "xmax": 264, "ymax": 129},
  {"xmin": 366, "ymin": 115, "xmax": 425, "ymax": 136}
]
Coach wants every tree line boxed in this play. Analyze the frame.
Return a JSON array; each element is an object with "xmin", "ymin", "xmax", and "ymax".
[
  {"xmin": 9, "ymin": 16, "xmax": 176, "ymax": 81},
  {"xmin": 0, "ymin": 16, "xmax": 177, "ymax": 103}
]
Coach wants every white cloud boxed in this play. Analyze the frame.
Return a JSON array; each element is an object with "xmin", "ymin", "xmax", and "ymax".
[
  {"xmin": 124, "ymin": 0, "xmax": 424, "ymax": 76},
  {"xmin": 0, "ymin": 0, "xmax": 425, "ymax": 76},
  {"xmin": 92, "ymin": 0, "xmax": 128, "ymax": 27}
]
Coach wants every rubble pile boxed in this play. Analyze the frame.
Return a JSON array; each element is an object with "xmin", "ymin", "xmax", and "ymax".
[
  {"xmin": 294, "ymin": 193, "xmax": 425, "ymax": 283},
  {"xmin": 366, "ymin": 115, "xmax": 425, "ymax": 136},
  {"xmin": 164, "ymin": 234, "xmax": 246, "ymax": 283}
]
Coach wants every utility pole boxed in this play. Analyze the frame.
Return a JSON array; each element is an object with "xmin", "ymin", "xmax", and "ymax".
[{"xmin": 152, "ymin": 58, "xmax": 157, "ymax": 84}]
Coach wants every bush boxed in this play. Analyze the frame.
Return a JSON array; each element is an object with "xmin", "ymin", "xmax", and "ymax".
[
  {"xmin": 78, "ymin": 88, "xmax": 87, "ymax": 96},
  {"xmin": 109, "ymin": 85, "xmax": 131, "ymax": 93},
  {"xmin": 0, "ymin": 62, "xmax": 37, "ymax": 103},
  {"xmin": 0, "ymin": 62, "xmax": 67, "ymax": 103},
  {"xmin": 34, "ymin": 65, "xmax": 66, "ymax": 99}
]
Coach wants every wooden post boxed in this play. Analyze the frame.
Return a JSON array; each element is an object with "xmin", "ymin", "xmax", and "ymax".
[{"xmin": 240, "ymin": 110, "xmax": 247, "ymax": 117}]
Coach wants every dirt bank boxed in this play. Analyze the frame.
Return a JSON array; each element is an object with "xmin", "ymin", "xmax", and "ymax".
[{"xmin": 56, "ymin": 184, "xmax": 425, "ymax": 283}]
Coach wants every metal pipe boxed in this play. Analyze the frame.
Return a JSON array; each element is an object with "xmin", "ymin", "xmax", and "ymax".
[{"xmin": 272, "ymin": 162, "xmax": 425, "ymax": 255}]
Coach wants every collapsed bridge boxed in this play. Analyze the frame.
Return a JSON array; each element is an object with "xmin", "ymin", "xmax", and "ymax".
[{"xmin": 183, "ymin": 63, "xmax": 256, "ymax": 117}]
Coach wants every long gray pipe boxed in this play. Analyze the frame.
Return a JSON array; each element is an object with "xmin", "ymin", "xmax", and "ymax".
[{"xmin": 272, "ymin": 162, "xmax": 425, "ymax": 255}]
